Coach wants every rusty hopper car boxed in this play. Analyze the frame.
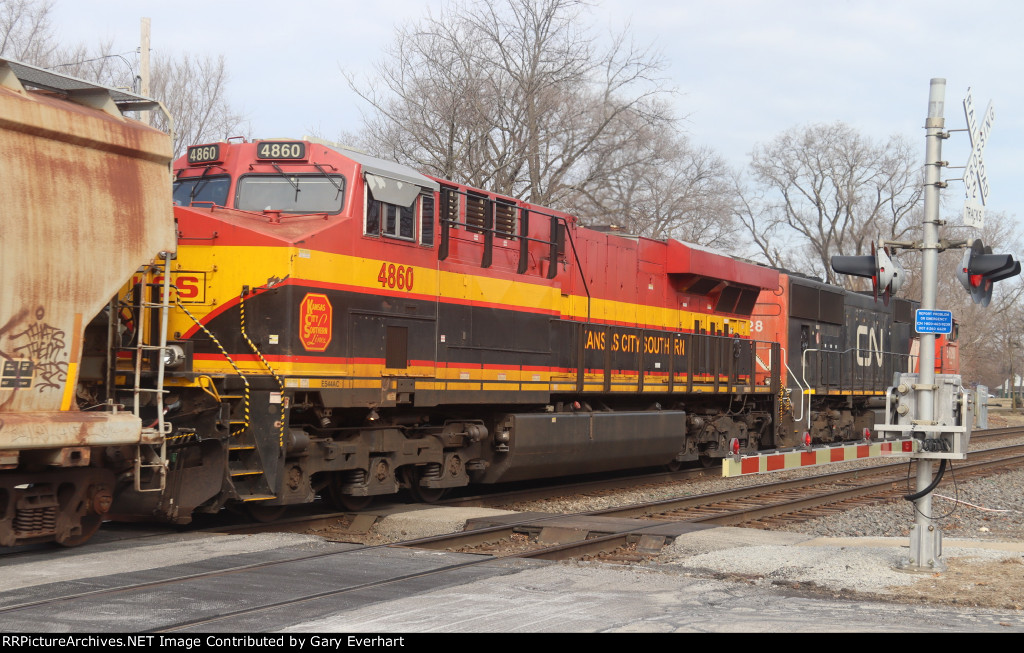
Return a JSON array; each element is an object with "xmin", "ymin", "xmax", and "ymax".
[{"xmin": 0, "ymin": 59, "xmax": 174, "ymax": 546}]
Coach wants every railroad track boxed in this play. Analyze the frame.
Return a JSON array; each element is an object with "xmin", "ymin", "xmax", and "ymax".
[
  {"xmin": 1, "ymin": 425, "xmax": 1015, "ymax": 561},
  {"xmin": 392, "ymin": 440, "xmax": 1024, "ymax": 564},
  {"xmin": 1, "ymin": 437, "xmax": 1020, "ymax": 631},
  {"xmin": 975, "ymin": 425, "xmax": 1024, "ymax": 439},
  {"xmin": 83, "ymin": 425, "xmax": 1024, "ymax": 547},
  {"xmin": 3, "ymin": 427, "xmax": 1017, "ymax": 561},
  {"xmin": 441, "ymin": 425, "xmax": 1024, "ymax": 509}
]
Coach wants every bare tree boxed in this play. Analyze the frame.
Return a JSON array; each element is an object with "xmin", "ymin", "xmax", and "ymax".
[
  {"xmin": 0, "ymin": 0, "xmax": 57, "ymax": 62},
  {"xmin": 2, "ymin": 0, "xmax": 246, "ymax": 156},
  {"xmin": 352, "ymin": 13, "xmax": 499, "ymax": 187},
  {"xmin": 53, "ymin": 45, "xmax": 247, "ymax": 156},
  {"xmin": 348, "ymin": 0, "xmax": 675, "ymax": 209},
  {"xmin": 2, "ymin": 1, "xmax": 132, "ymax": 85},
  {"xmin": 736, "ymin": 121, "xmax": 923, "ymax": 283},
  {"xmin": 148, "ymin": 53, "xmax": 246, "ymax": 156},
  {"xmin": 570, "ymin": 124, "xmax": 740, "ymax": 247}
]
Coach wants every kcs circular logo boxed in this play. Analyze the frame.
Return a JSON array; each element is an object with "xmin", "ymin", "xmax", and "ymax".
[{"xmin": 299, "ymin": 293, "xmax": 332, "ymax": 352}]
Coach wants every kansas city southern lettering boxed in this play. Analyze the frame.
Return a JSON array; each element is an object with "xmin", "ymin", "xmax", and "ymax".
[
  {"xmin": 299, "ymin": 293, "xmax": 333, "ymax": 352},
  {"xmin": 584, "ymin": 329, "xmax": 685, "ymax": 355}
]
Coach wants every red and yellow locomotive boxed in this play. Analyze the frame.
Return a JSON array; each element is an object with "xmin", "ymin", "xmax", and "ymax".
[{"xmin": 109, "ymin": 137, "xmax": 784, "ymax": 520}]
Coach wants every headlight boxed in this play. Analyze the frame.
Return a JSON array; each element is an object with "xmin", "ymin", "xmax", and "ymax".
[{"xmin": 162, "ymin": 344, "xmax": 186, "ymax": 368}]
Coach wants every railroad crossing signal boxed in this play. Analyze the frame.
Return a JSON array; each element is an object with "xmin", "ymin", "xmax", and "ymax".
[
  {"xmin": 956, "ymin": 238, "xmax": 1021, "ymax": 307},
  {"xmin": 962, "ymin": 89, "xmax": 994, "ymax": 228},
  {"xmin": 830, "ymin": 241, "xmax": 906, "ymax": 305}
]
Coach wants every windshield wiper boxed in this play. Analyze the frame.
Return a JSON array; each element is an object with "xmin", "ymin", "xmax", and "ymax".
[
  {"xmin": 314, "ymin": 163, "xmax": 345, "ymax": 198},
  {"xmin": 188, "ymin": 166, "xmax": 222, "ymax": 205},
  {"xmin": 270, "ymin": 163, "xmax": 301, "ymax": 203}
]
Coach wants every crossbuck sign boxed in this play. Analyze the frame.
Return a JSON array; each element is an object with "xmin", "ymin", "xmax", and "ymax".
[{"xmin": 962, "ymin": 89, "xmax": 994, "ymax": 229}]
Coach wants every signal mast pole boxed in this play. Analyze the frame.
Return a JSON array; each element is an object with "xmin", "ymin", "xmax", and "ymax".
[
  {"xmin": 904, "ymin": 78, "xmax": 946, "ymax": 571},
  {"xmin": 830, "ymin": 80, "xmax": 1011, "ymax": 572}
]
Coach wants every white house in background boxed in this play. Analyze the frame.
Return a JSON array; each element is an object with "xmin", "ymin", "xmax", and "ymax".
[{"xmin": 1001, "ymin": 375, "xmax": 1022, "ymax": 402}]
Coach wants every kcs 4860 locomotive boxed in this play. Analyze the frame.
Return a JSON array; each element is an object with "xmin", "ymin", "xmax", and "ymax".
[{"xmin": 0, "ymin": 60, "xmax": 948, "ymax": 546}]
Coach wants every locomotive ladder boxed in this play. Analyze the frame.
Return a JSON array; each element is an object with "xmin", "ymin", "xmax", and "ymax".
[{"xmin": 125, "ymin": 253, "xmax": 175, "ymax": 493}]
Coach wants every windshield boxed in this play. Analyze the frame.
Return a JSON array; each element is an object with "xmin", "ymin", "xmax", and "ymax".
[
  {"xmin": 172, "ymin": 176, "xmax": 231, "ymax": 207},
  {"xmin": 236, "ymin": 174, "xmax": 346, "ymax": 214}
]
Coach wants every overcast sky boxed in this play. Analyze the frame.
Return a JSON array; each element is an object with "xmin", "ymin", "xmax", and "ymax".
[{"xmin": 48, "ymin": 0, "xmax": 1024, "ymax": 234}]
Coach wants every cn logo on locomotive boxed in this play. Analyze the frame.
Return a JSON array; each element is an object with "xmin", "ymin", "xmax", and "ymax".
[{"xmin": 855, "ymin": 325, "xmax": 884, "ymax": 367}]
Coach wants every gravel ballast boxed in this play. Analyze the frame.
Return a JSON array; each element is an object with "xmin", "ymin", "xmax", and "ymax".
[{"xmin": 498, "ymin": 421, "xmax": 1024, "ymax": 611}]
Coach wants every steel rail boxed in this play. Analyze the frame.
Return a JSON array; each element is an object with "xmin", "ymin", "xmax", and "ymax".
[{"xmin": 2, "ymin": 444, "xmax": 1021, "ymax": 632}]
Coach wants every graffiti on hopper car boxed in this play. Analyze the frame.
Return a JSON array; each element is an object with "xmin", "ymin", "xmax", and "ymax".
[{"xmin": 4, "ymin": 308, "xmax": 67, "ymax": 391}]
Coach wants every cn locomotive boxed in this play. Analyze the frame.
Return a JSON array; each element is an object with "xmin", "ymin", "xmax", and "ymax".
[{"xmin": 1, "ymin": 62, "xmax": 939, "ymax": 547}]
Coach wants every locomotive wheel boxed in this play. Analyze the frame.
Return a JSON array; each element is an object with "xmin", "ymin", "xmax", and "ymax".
[
  {"xmin": 699, "ymin": 455, "xmax": 716, "ymax": 468},
  {"xmin": 56, "ymin": 514, "xmax": 103, "ymax": 548},
  {"xmin": 403, "ymin": 467, "xmax": 447, "ymax": 503},
  {"xmin": 246, "ymin": 503, "xmax": 287, "ymax": 523},
  {"xmin": 665, "ymin": 460, "xmax": 683, "ymax": 472}
]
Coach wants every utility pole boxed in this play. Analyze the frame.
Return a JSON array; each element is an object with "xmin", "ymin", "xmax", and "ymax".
[
  {"xmin": 139, "ymin": 17, "xmax": 151, "ymax": 125},
  {"xmin": 1010, "ymin": 350, "xmax": 1015, "ymax": 410}
]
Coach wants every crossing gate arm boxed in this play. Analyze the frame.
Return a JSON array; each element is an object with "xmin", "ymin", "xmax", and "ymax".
[{"xmin": 722, "ymin": 438, "xmax": 919, "ymax": 477}]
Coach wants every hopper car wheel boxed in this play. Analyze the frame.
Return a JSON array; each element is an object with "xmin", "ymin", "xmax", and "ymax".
[
  {"xmin": 665, "ymin": 461, "xmax": 683, "ymax": 472},
  {"xmin": 57, "ymin": 514, "xmax": 103, "ymax": 548},
  {"xmin": 699, "ymin": 455, "xmax": 715, "ymax": 469},
  {"xmin": 403, "ymin": 467, "xmax": 447, "ymax": 503},
  {"xmin": 325, "ymin": 474, "xmax": 374, "ymax": 511},
  {"xmin": 246, "ymin": 503, "xmax": 287, "ymax": 523},
  {"xmin": 327, "ymin": 487, "xmax": 374, "ymax": 512}
]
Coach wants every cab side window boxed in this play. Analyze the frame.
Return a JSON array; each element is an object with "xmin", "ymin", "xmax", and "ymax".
[{"xmin": 365, "ymin": 189, "xmax": 435, "ymax": 247}]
